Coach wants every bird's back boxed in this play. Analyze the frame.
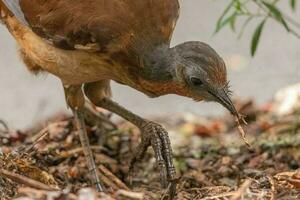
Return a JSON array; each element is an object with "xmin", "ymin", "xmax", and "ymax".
[
  {"xmin": 0, "ymin": 0, "xmax": 180, "ymax": 86},
  {"xmin": 13, "ymin": 0, "xmax": 179, "ymax": 53}
]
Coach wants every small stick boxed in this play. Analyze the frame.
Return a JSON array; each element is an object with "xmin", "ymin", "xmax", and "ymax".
[
  {"xmin": 0, "ymin": 169, "xmax": 58, "ymax": 191},
  {"xmin": 19, "ymin": 121, "xmax": 69, "ymax": 154},
  {"xmin": 98, "ymin": 172, "xmax": 119, "ymax": 190},
  {"xmin": 29, "ymin": 126, "xmax": 49, "ymax": 143},
  {"xmin": 235, "ymin": 116, "xmax": 251, "ymax": 148},
  {"xmin": 18, "ymin": 187, "xmax": 78, "ymax": 200},
  {"xmin": 59, "ymin": 146, "xmax": 107, "ymax": 158},
  {"xmin": 0, "ymin": 119, "xmax": 9, "ymax": 137},
  {"xmin": 231, "ymin": 179, "xmax": 252, "ymax": 200},
  {"xmin": 29, "ymin": 121, "xmax": 69, "ymax": 143},
  {"xmin": 99, "ymin": 165, "xmax": 129, "ymax": 190},
  {"xmin": 116, "ymin": 190, "xmax": 144, "ymax": 200},
  {"xmin": 267, "ymin": 175, "xmax": 277, "ymax": 200},
  {"xmin": 0, "ymin": 119, "xmax": 9, "ymax": 132},
  {"xmin": 23, "ymin": 127, "xmax": 49, "ymax": 153},
  {"xmin": 200, "ymin": 192, "xmax": 236, "ymax": 199}
]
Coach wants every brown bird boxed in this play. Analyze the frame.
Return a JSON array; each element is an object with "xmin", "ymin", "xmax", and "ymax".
[{"xmin": 0, "ymin": 0, "xmax": 240, "ymax": 197}]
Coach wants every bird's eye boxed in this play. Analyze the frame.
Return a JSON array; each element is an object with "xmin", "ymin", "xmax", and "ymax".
[{"xmin": 190, "ymin": 77, "xmax": 204, "ymax": 86}]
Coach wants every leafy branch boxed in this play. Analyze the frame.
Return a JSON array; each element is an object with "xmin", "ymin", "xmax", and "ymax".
[{"xmin": 215, "ymin": 0, "xmax": 299, "ymax": 56}]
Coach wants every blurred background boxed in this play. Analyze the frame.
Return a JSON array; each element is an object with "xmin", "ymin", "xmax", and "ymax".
[{"xmin": 0, "ymin": 0, "xmax": 299, "ymax": 129}]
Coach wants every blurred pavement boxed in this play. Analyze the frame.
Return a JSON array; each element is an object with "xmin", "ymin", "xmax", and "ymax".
[{"xmin": 0, "ymin": 1, "xmax": 300, "ymax": 129}]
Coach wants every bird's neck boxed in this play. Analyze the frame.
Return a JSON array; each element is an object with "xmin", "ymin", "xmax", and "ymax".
[
  {"xmin": 139, "ymin": 44, "xmax": 175, "ymax": 82},
  {"xmin": 130, "ymin": 44, "xmax": 182, "ymax": 97}
]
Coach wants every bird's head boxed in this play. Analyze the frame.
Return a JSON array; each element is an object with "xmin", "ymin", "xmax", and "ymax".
[
  {"xmin": 169, "ymin": 41, "xmax": 239, "ymax": 116},
  {"xmin": 134, "ymin": 41, "xmax": 239, "ymax": 117}
]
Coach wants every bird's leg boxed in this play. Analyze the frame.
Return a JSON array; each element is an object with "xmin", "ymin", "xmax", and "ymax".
[
  {"xmin": 63, "ymin": 84, "xmax": 104, "ymax": 192},
  {"xmin": 84, "ymin": 81, "xmax": 177, "ymax": 197},
  {"xmin": 94, "ymin": 98, "xmax": 177, "ymax": 192}
]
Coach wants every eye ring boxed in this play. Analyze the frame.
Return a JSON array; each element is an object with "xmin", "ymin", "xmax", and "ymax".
[{"xmin": 190, "ymin": 77, "xmax": 204, "ymax": 86}]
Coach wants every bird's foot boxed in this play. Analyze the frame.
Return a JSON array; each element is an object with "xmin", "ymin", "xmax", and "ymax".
[{"xmin": 129, "ymin": 121, "xmax": 177, "ymax": 199}]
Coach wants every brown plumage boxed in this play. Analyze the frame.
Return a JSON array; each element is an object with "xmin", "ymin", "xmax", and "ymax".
[
  {"xmin": 20, "ymin": 0, "xmax": 179, "ymax": 51},
  {"xmin": 1, "ymin": 0, "xmax": 184, "ymax": 95},
  {"xmin": 0, "ymin": 1, "xmax": 239, "ymax": 198}
]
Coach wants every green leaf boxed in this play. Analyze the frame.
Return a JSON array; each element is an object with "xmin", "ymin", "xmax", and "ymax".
[
  {"xmin": 229, "ymin": 13, "xmax": 237, "ymax": 31},
  {"xmin": 238, "ymin": 16, "xmax": 253, "ymax": 39},
  {"xmin": 262, "ymin": 1, "xmax": 290, "ymax": 31},
  {"xmin": 215, "ymin": 0, "xmax": 236, "ymax": 33},
  {"xmin": 234, "ymin": 1, "xmax": 242, "ymax": 12},
  {"xmin": 279, "ymin": 17, "xmax": 290, "ymax": 32},
  {"xmin": 290, "ymin": 0, "xmax": 297, "ymax": 11},
  {"xmin": 251, "ymin": 20, "xmax": 266, "ymax": 56},
  {"xmin": 215, "ymin": 12, "xmax": 237, "ymax": 33},
  {"xmin": 262, "ymin": 1, "xmax": 282, "ymax": 19}
]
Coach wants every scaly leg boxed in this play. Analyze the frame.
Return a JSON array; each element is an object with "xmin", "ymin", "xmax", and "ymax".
[
  {"xmin": 63, "ymin": 84, "xmax": 104, "ymax": 192},
  {"xmin": 95, "ymin": 98, "xmax": 177, "ymax": 197},
  {"xmin": 84, "ymin": 81, "xmax": 177, "ymax": 198}
]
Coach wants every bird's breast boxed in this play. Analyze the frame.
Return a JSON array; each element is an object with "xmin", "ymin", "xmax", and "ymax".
[{"xmin": 136, "ymin": 78, "xmax": 197, "ymax": 98}]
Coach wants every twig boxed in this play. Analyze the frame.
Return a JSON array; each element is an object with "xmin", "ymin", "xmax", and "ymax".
[
  {"xmin": 18, "ymin": 121, "xmax": 71, "ymax": 154},
  {"xmin": 231, "ymin": 179, "xmax": 252, "ymax": 200},
  {"xmin": 267, "ymin": 175, "xmax": 277, "ymax": 200},
  {"xmin": 0, "ymin": 169, "xmax": 58, "ymax": 191},
  {"xmin": 116, "ymin": 190, "xmax": 144, "ymax": 200},
  {"xmin": 18, "ymin": 187, "xmax": 78, "ymax": 199},
  {"xmin": 29, "ymin": 126, "xmax": 49, "ymax": 143},
  {"xmin": 99, "ymin": 165, "xmax": 129, "ymax": 190},
  {"xmin": 98, "ymin": 172, "xmax": 119, "ymax": 191},
  {"xmin": 235, "ymin": 116, "xmax": 251, "ymax": 148},
  {"xmin": 0, "ymin": 119, "xmax": 8, "ymax": 129},
  {"xmin": 200, "ymin": 192, "xmax": 236, "ymax": 200},
  {"xmin": 0, "ymin": 119, "xmax": 9, "ymax": 136},
  {"xmin": 59, "ymin": 146, "xmax": 108, "ymax": 158},
  {"xmin": 22, "ymin": 127, "xmax": 49, "ymax": 153}
]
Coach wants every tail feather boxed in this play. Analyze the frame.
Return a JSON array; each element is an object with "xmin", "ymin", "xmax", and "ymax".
[{"xmin": 0, "ymin": 0, "xmax": 28, "ymax": 25}]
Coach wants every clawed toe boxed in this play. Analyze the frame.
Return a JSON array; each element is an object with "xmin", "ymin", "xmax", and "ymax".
[{"xmin": 129, "ymin": 121, "xmax": 177, "ymax": 198}]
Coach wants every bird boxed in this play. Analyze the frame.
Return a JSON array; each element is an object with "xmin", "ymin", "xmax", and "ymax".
[{"xmin": 0, "ymin": 0, "xmax": 241, "ymax": 198}]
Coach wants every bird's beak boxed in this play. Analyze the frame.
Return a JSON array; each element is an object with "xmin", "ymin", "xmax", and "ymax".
[
  {"xmin": 210, "ymin": 88, "xmax": 250, "ymax": 146},
  {"xmin": 210, "ymin": 89, "xmax": 239, "ymax": 117}
]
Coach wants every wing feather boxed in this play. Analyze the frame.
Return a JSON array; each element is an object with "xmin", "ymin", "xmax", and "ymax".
[{"xmin": 17, "ymin": 0, "xmax": 180, "ymax": 53}]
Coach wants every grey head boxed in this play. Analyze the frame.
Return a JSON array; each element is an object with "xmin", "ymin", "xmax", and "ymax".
[
  {"xmin": 140, "ymin": 41, "xmax": 239, "ymax": 117},
  {"xmin": 171, "ymin": 41, "xmax": 239, "ymax": 116}
]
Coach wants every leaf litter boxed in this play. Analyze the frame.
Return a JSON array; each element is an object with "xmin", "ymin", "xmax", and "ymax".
[{"xmin": 0, "ymin": 99, "xmax": 300, "ymax": 200}]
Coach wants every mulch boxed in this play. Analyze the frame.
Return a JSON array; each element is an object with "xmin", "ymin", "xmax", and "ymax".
[{"xmin": 1, "ymin": 99, "xmax": 300, "ymax": 200}]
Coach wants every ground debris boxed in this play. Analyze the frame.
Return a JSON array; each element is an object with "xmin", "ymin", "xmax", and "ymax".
[{"xmin": 0, "ymin": 99, "xmax": 300, "ymax": 199}]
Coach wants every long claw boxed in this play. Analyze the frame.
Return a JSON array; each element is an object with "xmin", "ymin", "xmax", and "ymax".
[
  {"xmin": 169, "ymin": 181, "xmax": 177, "ymax": 200},
  {"xmin": 129, "ymin": 122, "xmax": 177, "ymax": 199},
  {"xmin": 158, "ymin": 129, "xmax": 176, "ymax": 181},
  {"xmin": 128, "ymin": 136, "xmax": 150, "ymax": 174},
  {"xmin": 151, "ymin": 133, "xmax": 168, "ymax": 188}
]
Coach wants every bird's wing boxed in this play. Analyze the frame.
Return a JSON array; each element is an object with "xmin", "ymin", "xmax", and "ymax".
[{"xmin": 5, "ymin": 0, "xmax": 179, "ymax": 53}]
